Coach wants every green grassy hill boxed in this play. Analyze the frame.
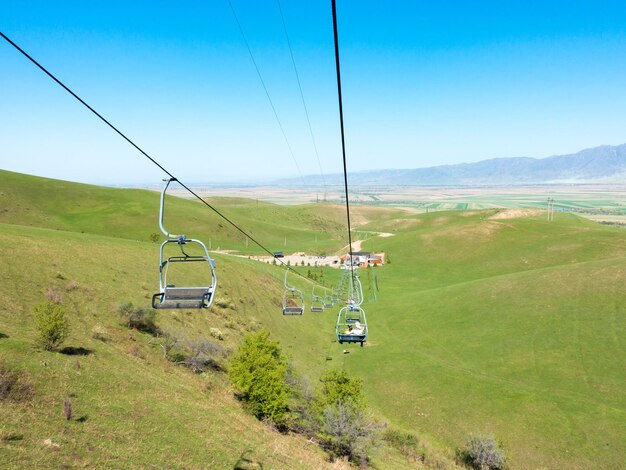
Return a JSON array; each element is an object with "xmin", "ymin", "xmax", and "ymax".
[
  {"xmin": 0, "ymin": 169, "xmax": 404, "ymax": 256},
  {"xmin": 0, "ymin": 222, "xmax": 342, "ymax": 468},
  {"xmin": 2, "ymin": 170, "xmax": 625, "ymax": 469},
  {"xmin": 352, "ymin": 209, "xmax": 626, "ymax": 469}
]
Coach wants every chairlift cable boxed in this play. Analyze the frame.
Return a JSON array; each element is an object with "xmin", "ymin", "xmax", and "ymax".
[
  {"xmin": 226, "ymin": 0, "xmax": 306, "ymax": 187},
  {"xmin": 0, "ymin": 31, "xmax": 315, "ymax": 284},
  {"xmin": 330, "ymin": 0, "xmax": 356, "ymax": 289},
  {"xmin": 276, "ymin": 0, "xmax": 327, "ymax": 190}
]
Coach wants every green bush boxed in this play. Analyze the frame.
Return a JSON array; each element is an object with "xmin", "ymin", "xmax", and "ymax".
[
  {"xmin": 315, "ymin": 368, "xmax": 365, "ymax": 413},
  {"xmin": 118, "ymin": 302, "xmax": 158, "ymax": 334},
  {"xmin": 383, "ymin": 428, "xmax": 423, "ymax": 462},
  {"xmin": 309, "ymin": 368, "xmax": 380, "ymax": 465},
  {"xmin": 33, "ymin": 301, "xmax": 70, "ymax": 351},
  {"xmin": 229, "ymin": 331, "xmax": 289, "ymax": 427}
]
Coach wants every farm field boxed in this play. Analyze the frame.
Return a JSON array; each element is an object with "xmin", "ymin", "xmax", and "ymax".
[
  {"xmin": 175, "ymin": 184, "xmax": 626, "ymax": 224},
  {"xmin": 1, "ymin": 170, "xmax": 625, "ymax": 468}
]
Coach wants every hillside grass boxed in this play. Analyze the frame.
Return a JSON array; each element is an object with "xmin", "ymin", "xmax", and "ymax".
[
  {"xmin": 0, "ymin": 222, "xmax": 345, "ymax": 468},
  {"xmin": 3, "ymin": 170, "xmax": 625, "ymax": 469},
  {"xmin": 0, "ymin": 169, "xmax": 407, "ymax": 257},
  {"xmin": 349, "ymin": 210, "xmax": 626, "ymax": 469}
]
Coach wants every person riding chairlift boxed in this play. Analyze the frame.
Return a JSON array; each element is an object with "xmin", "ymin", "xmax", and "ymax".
[
  {"xmin": 351, "ymin": 321, "xmax": 364, "ymax": 335},
  {"xmin": 343, "ymin": 321, "xmax": 364, "ymax": 336}
]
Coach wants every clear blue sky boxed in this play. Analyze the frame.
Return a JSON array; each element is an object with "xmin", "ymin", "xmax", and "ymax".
[{"xmin": 2, "ymin": 1, "xmax": 626, "ymax": 185}]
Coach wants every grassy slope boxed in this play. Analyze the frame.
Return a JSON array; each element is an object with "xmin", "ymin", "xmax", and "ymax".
[
  {"xmin": 0, "ymin": 169, "xmax": 405, "ymax": 256},
  {"xmin": 0, "ymin": 223, "xmax": 348, "ymax": 468},
  {"xmin": 3, "ymin": 170, "xmax": 625, "ymax": 468},
  {"xmin": 349, "ymin": 210, "xmax": 626, "ymax": 469},
  {"xmin": 0, "ymin": 169, "xmax": 338, "ymax": 255}
]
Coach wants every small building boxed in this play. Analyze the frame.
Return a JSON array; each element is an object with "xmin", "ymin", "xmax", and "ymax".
[
  {"xmin": 342, "ymin": 251, "xmax": 383, "ymax": 267},
  {"xmin": 368, "ymin": 255, "xmax": 383, "ymax": 266}
]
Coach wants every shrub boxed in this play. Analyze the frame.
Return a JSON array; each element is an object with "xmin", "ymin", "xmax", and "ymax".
[
  {"xmin": 45, "ymin": 286, "xmax": 63, "ymax": 304},
  {"xmin": 179, "ymin": 338, "xmax": 225, "ymax": 373},
  {"xmin": 214, "ymin": 298, "xmax": 235, "ymax": 310},
  {"xmin": 318, "ymin": 400, "xmax": 382, "ymax": 465},
  {"xmin": 34, "ymin": 301, "xmax": 70, "ymax": 351},
  {"xmin": 0, "ymin": 361, "xmax": 33, "ymax": 402},
  {"xmin": 383, "ymin": 428, "xmax": 423, "ymax": 462},
  {"xmin": 210, "ymin": 327, "xmax": 224, "ymax": 341},
  {"xmin": 65, "ymin": 280, "xmax": 80, "ymax": 292},
  {"xmin": 229, "ymin": 331, "xmax": 290, "ymax": 427},
  {"xmin": 302, "ymin": 368, "xmax": 380, "ymax": 464},
  {"xmin": 91, "ymin": 324, "xmax": 107, "ymax": 341},
  {"xmin": 118, "ymin": 302, "xmax": 158, "ymax": 334},
  {"xmin": 315, "ymin": 368, "xmax": 365, "ymax": 413},
  {"xmin": 461, "ymin": 435, "xmax": 507, "ymax": 470},
  {"xmin": 64, "ymin": 397, "xmax": 73, "ymax": 420}
]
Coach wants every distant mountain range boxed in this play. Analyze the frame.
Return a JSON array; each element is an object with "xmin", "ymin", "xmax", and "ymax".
[{"xmin": 277, "ymin": 144, "xmax": 626, "ymax": 186}]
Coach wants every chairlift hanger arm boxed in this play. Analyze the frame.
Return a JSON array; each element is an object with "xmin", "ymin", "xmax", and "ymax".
[{"xmin": 159, "ymin": 178, "xmax": 185, "ymax": 239}]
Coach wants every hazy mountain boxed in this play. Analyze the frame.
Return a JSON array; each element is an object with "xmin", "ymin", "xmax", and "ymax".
[{"xmin": 278, "ymin": 144, "xmax": 626, "ymax": 186}]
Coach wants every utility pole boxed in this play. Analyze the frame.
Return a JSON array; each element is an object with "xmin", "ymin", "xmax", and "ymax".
[{"xmin": 547, "ymin": 197, "xmax": 555, "ymax": 222}]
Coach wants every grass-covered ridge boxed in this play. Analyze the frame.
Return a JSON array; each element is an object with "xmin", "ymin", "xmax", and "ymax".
[{"xmin": 0, "ymin": 169, "xmax": 405, "ymax": 256}]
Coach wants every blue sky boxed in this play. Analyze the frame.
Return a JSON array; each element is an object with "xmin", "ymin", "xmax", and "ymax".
[{"xmin": 2, "ymin": 1, "xmax": 626, "ymax": 184}]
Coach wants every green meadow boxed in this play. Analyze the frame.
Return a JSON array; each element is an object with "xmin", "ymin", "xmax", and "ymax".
[{"xmin": 1, "ymin": 169, "xmax": 625, "ymax": 469}]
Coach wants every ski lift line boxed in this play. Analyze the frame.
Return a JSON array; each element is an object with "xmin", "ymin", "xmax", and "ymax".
[
  {"xmin": 330, "ymin": 1, "xmax": 356, "ymax": 288},
  {"xmin": 0, "ymin": 31, "xmax": 315, "ymax": 286},
  {"xmin": 276, "ymin": 0, "xmax": 327, "ymax": 189},
  {"xmin": 226, "ymin": 0, "xmax": 306, "ymax": 187}
]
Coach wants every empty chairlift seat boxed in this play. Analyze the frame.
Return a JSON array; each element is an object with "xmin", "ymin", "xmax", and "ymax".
[
  {"xmin": 152, "ymin": 178, "xmax": 217, "ymax": 310},
  {"xmin": 282, "ymin": 269, "xmax": 305, "ymax": 315},
  {"xmin": 310, "ymin": 286, "xmax": 325, "ymax": 313}
]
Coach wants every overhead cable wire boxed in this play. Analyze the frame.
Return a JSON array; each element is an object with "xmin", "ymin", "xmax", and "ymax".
[
  {"xmin": 226, "ymin": 0, "xmax": 306, "ymax": 186},
  {"xmin": 0, "ymin": 30, "xmax": 316, "ymax": 283},
  {"xmin": 330, "ymin": 0, "xmax": 356, "ymax": 288},
  {"xmin": 276, "ymin": 0, "xmax": 327, "ymax": 190}
]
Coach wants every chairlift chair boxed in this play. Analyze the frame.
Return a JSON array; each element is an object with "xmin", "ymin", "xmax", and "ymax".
[
  {"xmin": 336, "ymin": 306, "xmax": 367, "ymax": 347},
  {"xmin": 310, "ymin": 285, "xmax": 325, "ymax": 313},
  {"xmin": 345, "ymin": 305, "xmax": 364, "ymax": 323},
  {"xmin": 282, "ymin": 269, "xmax": 305, "ymax": 315},
  {"xmin": 152, "ymin": 178, "xmax": 217, "ymax": 309},
  {"xmin": 323, "ymin": 288, "xmax": 334, "ymax": 308}
]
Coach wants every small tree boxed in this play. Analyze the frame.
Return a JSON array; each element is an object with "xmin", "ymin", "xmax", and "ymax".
[
  {"xmin": 315, "ymin": 368, "xmax": 365, "ymax": 412},
  {"xmin": 33, "ymin": 301, "xmax": 70, "ymax": 351},
  {"xmin": 319, "ymin": 401, "xmax": 381, "ymax": 465},
  {"xmin": 229, "ymin": 331, "xmax": 290, "ymax": 427},
  {"xmin": 312, "ymin": 368, "xmax": 380, "ymax": 464}
]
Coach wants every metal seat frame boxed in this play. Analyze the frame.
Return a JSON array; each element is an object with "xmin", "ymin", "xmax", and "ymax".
[
  {"xmin": 335, "ymin": 274, "xmax": 367, "ymax": 346},
  {"xmin": 310, "ymin": 285, "xmax": 325, "ymax": 313},
  {"xmin": 282, "ymin": 269, "xmax": 305, "ymax": 315},
  {"xmin": 152, "ymin": 178, "xmax": 217, "ymax": 310}
]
